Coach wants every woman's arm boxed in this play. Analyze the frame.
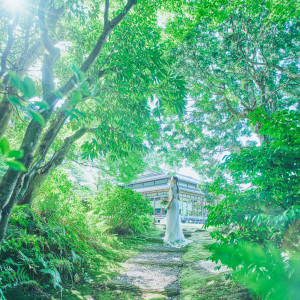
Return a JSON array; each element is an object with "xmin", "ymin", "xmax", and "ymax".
[{"xmin": 167, "ymin": 186, "xmax": 174, "ymax": 209}]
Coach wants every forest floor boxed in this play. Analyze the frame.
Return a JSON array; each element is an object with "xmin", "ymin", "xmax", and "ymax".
[
  {"xmin": 179, "ymin": 225, "xmax": 253, "ymax": 300},
  {"xmin": 62, "ymin": 224, "xmax": 253, "ymax": 300}
]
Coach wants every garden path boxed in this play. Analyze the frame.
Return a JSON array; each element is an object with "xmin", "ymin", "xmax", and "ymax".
[{"xmin": 107, "ymin": 225, "xmax": 231, "ymax": 299}]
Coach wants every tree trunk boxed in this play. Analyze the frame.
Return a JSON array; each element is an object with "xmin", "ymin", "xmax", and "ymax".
[
  {"xmin": 18, "ymin": 128, "xmax": 88, "ymax": 205},
  {"xmin": 17, "ymin": 172, "xmax": 48, "ymax": 207},
  {"xmin": 0, "ymin": 37, "xmax": 45, "ymax": 139},
  {"xmin": 0, "ymin": 4, "xmax": 63, "ymax": 139},
  {"xmin": 254, "ymin": 122, "xmax": 267, "ymax": 144},
  {"xmin": 0, "ymin": 0, "xmax": 137, "ymax": 244},
  {"xmin": 0, "ymin": 75, "xmax": 15, "ymax": 139},
  {"xmin": 0, "ymin": 172, "xmax": 26, "ymax": 241},
  {"xmin": 0, "ymin": 99, "xmax": 13, "ymax": 139}
]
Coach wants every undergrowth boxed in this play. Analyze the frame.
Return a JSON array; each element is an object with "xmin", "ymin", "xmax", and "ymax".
[
  {"xmin": 180, "ymin": 229, "xmax": 254, "ymax": 300},
  {"xmin": 0, "ymin": 170, "xmax": 154, "ymax": 299}
]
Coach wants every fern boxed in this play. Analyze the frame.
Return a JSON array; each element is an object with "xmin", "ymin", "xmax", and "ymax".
[
  {"xmin": 1, "ymin": 171, "xmax": 152, "ymax": 298},
  {"xmin": 40, "ymin": 267, "xmax": 62, "ymax": 289}
]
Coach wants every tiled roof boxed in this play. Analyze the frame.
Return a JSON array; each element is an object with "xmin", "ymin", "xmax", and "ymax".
[
  {"xmin": 179, "ymin": 186, "xmax": 204, "ymax": 195},
  {"xmin": 176, "ymin": 174, "xmax": 199, "ymax": 185},
  {"xmin": 133, "ymin": 184, "xmax": 169, "ymax": 193},
  {"xmin": 127, "ymin": 171, "xmax": 199, "ymax": 185},
  {"xmin": 133, "ymin": 184, "xmax": 204, "ymax": 196},
  {"xmin": 129, "ymin": 174, "xmax": 168, "ymax": 184}
]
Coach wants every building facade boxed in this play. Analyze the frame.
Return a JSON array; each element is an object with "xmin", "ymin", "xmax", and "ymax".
[{"xmin": 122, "ymin": 171, "xmax": 207, "ymax": 223}]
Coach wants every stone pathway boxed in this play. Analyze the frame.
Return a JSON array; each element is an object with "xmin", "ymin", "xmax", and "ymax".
[
  {"xmin": 183, "ymin": 228, "xmax": 232, "ymax": 278},
  {"xmin": 106, "ymin": 227, "xmax": 248, "ymax": 299},
  {"xmin": 180, "ymin": 229, "xmax": 252, "ymax": 300},
  {"xmin": 107, "ymin": 229, "xmax": 194, "ymax": 299}
]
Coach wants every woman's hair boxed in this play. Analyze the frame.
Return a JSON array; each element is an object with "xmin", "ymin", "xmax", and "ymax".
[{"xmin": 171, "ymin": 176, "xmax": 179, "ymax": 193}]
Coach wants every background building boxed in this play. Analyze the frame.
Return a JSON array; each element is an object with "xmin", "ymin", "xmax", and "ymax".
[{"xmin": 122, "ymin": 170, "xmax": 207, "ymax": 223}]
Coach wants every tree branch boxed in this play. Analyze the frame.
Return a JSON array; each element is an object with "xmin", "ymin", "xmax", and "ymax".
[
  {"xmin": 104, "ymin": 0, "xmax": 110, "ymax": 28},
  {"xmin": 224, "ymin": 97, "xmax": 245, "ymax": 118},
  {"xmin": 38, "ymin": 0, "xmax": 61, "ymax": 102},
  {"xmin": 0, "ymin": 19, "xmax": 16, "ymax": 78},
  {"xmin": 200, "ymin": 115, "xmax": 234, "ymax": 128},
  {"xmin": 41, "ymin": 127, "xmax": 93, "ymax": 174},
  {"xmin": 59, "ymin": 0, "xmax": 137, "ymax": 97},
  {"xmin": 247, "ymin": 60, "xmax": 300, "ymax": 79},
  {"xmin": 38, "ymin": 0, "xmax": 60, "ymax": 56}
]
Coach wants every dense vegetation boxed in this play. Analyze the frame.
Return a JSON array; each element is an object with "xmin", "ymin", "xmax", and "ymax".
[
  {"xmin": 206, "ymin": 109, "xmax": 300, "ymax": 299},
  {"xmin": 0, "ymin": 0, "xmax": 299, "ymax": 299},
  {"xmin": 0, "ymin": 171, "xmax": 153, "ymax": 298}
]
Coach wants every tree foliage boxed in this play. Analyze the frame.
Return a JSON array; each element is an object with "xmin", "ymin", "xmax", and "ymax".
[
  {"xmin": 158, "ymin": 5, "xmax": 299, "ymax": 178},
  {"xmin": 205, "ymin": 109, "xmax": 300, "ymax": 299},
  {"xmin": 0, "ymin": 0, "xmax": 188, "ymax": 242},
  {"xmin": 1, "ymin": 1, "xmax": 299, "ymax": 298},
  {"xmin": 0, "ymin": 170, "xmax": 138, "ymax": 298},
  {"xmin": 93, "ymin": 185, "xmax": 154, "ymax": 234}
]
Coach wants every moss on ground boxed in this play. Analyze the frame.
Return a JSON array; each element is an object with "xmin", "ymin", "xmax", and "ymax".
[
  {"xmin": 180, "ymin": 267, "xmax": 252, "ymax": 300},
  {"xmin": 55, "ymin": 226, "xmax": 164, "ymax": 299},
  {"xmin": 182, "ymin": 232, "xmax": 213, "ymax": 262},
  {"xmin": 180, "ymin": 228, "xmax": 253, "ymax": 300}
]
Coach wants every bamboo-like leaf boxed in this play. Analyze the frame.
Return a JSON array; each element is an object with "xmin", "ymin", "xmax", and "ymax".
[
  {"xmin": 0, "ymin": 137, "xmax": 10, "ymax": 155},
  {"xmin": 6, "ymin": 160, "xmax": 27, "ymax": 172},
  {"xmin": 8, "ymin": 96, "xmax": 24, "ymax": 107},
  {"xmin": 69, "ymin": 91, "xmax": 82, "ymax": 106},
  {"xmin": 27, "ymin": 110, "xmax": 46, "ymax": 127},
  {"xmin": 8, "ymin": 150, "xmax": 24, "ymax": 159},
  {"xmin": 7, "ymin": 71, "xmax": 21, "ymax": 89},
  {"xmin": 21, "ymin": 77, "xmax": 36, "ymax": 99},
  {"xmin": 30, "ymin": 100, "xmax": 50, "ymax": 110}
]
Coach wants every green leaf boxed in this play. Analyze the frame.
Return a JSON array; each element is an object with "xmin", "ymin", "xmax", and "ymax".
[
  {"xmin": 6, "ymin": 160, "xmax": 27, "ymax": 172},
  {"xmin": 72, "ymin": 64, "xmax": 84, "ymax": 82},
  {"xmin": 94, "ymin": 98, "xmax": 102, "ymax": 104},
  {"xmin": 72, "ymin": 108, "xmax": 86, "ymax": 118},
  {"xmin": 8, "ymin": 71, "xmax": 21, "ymax": 89},
  {"xmin": 79, "ymin": 82, "xmax": 91, "ymax": 96},
  {"xmin": 8, "ymin": 150, "xmax": 24, "ymax": 159},
  {"xmin": 69, "ymin": 111, "xmax": 79, "ymax": 121},
  {"xmin": 21, "ymin": 77, "xmax": 36, "ymax": 99},
  {"xmin": 91, "ymin": 85, "xmax": 98, "ymax": 96},
  {"xmin": 30, "ymin": 100, "xmax": 50, "ymax": 110},
  {"xmin": 0, "ymin": 137, "xmax": 10, "ymax": 155},
  {"xmin": 8, "ymin": 96, "xmax": 24, "ymax": 107},
  {"xmin": 27, "ymin": 110, "xmax": 46, "ymax": 127},
  {"xmin": 69, "ymin": 91, "xmax": 82, "ymax": 106}
]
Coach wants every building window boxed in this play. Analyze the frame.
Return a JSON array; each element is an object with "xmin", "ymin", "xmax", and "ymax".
[
  {"xmin": 144, "ymin": 181, "xmax": 154, "ymax": 187},
  {"xmin": 133, "ymin": 183, "xmax": 143, "ymax": 188},
  {"xmin": 155, "ymin": 179, "xmax": 168, "ymax": 185}
]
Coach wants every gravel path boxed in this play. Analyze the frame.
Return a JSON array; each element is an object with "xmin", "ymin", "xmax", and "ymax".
[
  {"xmin": 107, "ymin": 227, "xmax": 227, "ymax": 299},
  {"xmin": 108, "ymin": 235, "xmax": 186, "ymax": 299}
]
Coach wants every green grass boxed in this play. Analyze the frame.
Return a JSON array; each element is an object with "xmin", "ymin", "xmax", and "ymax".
[
  {"xmin": 62, "ymin": 283, "xmax": 142, "ymax": 300},
  {"xmin": 183, "ymin": 232, "xmax": 213, "ymax": 262},
  {"xmin": 180, "ymin": 268, "xmax": 251, "ymax": 300},
  {"xmin": 182, "ymin": 227, "xmax": 214, "ymax": 262},
  {"xmin": 53, "ymin": 227, "xmax": 164, "ymax": 299},
  {"xmin": 180, "ymin": 228, "xmax": 253, "ymax": 300},
  {"xmin": 3, "ymin": 220, "xmax": 162, "ymax": 300}
]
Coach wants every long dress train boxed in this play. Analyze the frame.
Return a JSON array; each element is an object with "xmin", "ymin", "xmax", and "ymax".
[{"xmin": 163, "ymin": 184, "xmax": 192, "ymax": 248}]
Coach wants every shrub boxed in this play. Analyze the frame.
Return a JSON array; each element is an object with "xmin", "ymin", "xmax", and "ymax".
[
  {"xmin": 0, "ymin": 171, "xmax": 145, "ymax": 299},
  {"xmin": 93, "ymin": 184, "xmax": 154, "ymax": 234},
  {"xmin": 0, "ymin": 205, "xmax": 84, "ymax": 298},
  {"xmin": 205, "ymin": 109, "xmax": 300, "ymax": 299}
]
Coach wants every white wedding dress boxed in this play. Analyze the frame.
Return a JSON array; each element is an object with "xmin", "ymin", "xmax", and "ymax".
[{"xmin": 163, "ymin": 184, "xmax": 192, "ymax": 248}]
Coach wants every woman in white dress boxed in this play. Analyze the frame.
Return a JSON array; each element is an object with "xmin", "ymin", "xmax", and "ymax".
[{"xmin": 163, "ymin": 176, "xmax": 191, "ymax": 248}]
